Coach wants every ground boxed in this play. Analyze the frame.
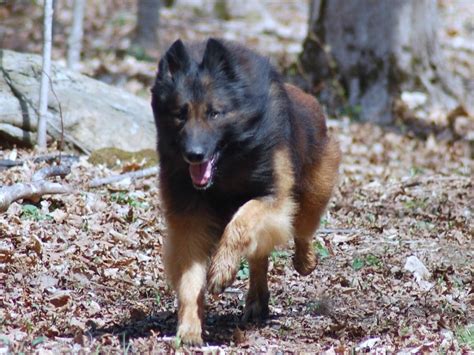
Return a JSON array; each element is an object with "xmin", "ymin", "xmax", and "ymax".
[
  {"xmin": 0, "ymin": 0, "xmax": 473, "ymax": 353},
  {"xmin": 0, "ymin": 120, "xmax": 472, "ymax": 353}
]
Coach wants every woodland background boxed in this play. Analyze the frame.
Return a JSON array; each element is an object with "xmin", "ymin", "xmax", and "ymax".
[{"xmin": 0, "ymin": 0, "xmax": 472, "ymax": 353}]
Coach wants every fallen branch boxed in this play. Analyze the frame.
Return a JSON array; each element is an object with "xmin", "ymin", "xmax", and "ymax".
[
  {"xmin": 32, "ymin": 164, "xmax": 72, "ymax": 182},
  {"xmin": 33, "ymin": 153, "xmax": 80, "ymax": 165},
  {"xmin": 0, "ymin": 164, "xmax": 72, "ymax": 213},
  {"xmin": 0, "ymin": 159, "xmax": 23, "ymax": 171},
  {"xmin": 0, "ymin": 182, "xmax": 72, "ymax": 212},
  {"xmin": 89, "ymin": 166, "xmax": 159, "ymax": 188}
]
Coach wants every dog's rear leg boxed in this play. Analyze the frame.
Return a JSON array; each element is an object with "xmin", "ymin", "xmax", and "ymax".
[
  {"xmin": 164, "ymin": 215, "xmax": 214, "ymax": 346},
  {"xmin": 241, "ymin": 255, "xmax": 270, "ymax": 324},
  {"xmin": 293, "ymin": 137, "xmax": 341, "ymax": 276},
  {"xmin": 293, "ymin": 199, "xmax": 326, "ymax": 276}
]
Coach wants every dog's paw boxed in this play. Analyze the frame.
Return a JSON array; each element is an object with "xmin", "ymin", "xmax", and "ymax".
[
  {"xmin": 207, "ymin": 251, "xmax": 239, "ymax": 294},
  {"xmin": 293, "ymin": 242, "xmax": 318, "ymax": 276},
  {"xmin": 241, "ymin": 292, "xmax": 269, "ymax": 325},
  {"xmin": 177, "ymin": 323, "xmax": 203, "ymax": 346}
]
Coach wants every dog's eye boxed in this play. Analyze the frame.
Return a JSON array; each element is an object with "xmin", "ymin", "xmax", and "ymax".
[
  {"xmin": 173, "ymin": 106, "xmax": 188, "ymax": 121},
  {"xmin": 208, "ymin": 110, "xmax": 222, "ymax": 120}
]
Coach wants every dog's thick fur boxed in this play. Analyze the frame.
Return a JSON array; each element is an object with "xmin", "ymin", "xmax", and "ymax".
[{"xmin": 151, "ymin": 38, "xmax": 341, "ymax": 345}]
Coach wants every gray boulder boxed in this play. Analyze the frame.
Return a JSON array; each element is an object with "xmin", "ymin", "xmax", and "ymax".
[{"xmin": 0, "ymin": 49, "xmax": 156, "ymax": 153}]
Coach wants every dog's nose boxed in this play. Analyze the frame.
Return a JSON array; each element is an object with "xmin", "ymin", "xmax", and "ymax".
[{"xmin": 184, "ymin": 147, "xmax": 205, "ymax": 163}]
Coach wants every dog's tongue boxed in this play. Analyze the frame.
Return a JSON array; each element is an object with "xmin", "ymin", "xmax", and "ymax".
[{"xmin": 189, "ymin": 160, "xmax": 213, "ymax": 187}]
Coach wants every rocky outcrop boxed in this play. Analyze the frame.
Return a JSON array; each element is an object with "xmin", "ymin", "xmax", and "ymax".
[{"xmin": 0, "ymin": 49, "xmax": 156, "ymax": 153}]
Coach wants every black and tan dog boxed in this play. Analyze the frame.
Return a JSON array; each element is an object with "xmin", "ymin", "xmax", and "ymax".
[{"xmin": 151, "ymin": 38, "xmax": 341, "ymax": 345}]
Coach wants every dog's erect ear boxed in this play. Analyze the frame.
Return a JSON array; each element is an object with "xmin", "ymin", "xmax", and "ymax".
[
  {"xmin": 200, "ymin": 38, "xmax": 236, "ymax": 80},
  {"xmin": 158, "ymin": 39, "xmax": 191, "ymax": 80}
]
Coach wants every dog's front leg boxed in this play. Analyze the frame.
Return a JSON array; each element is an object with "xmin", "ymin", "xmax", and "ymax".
[
  {"xmin": 163, "ymin": 215, "xmax": 215, "ymax": 346},
  {"xmin": 208, "ymin": 148, "xmax": 295, "ymax": 295},
  {"xmin": 207, "ymin": 195, "xmax": 295, "ymax": 295}
]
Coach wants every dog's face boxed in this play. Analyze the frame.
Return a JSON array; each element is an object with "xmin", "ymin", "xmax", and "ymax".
[{"xmin": 152, "ymin": 39, "xmax": 265, "ymax": 190}]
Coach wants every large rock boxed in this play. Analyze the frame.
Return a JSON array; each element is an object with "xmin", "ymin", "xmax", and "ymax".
[{"xmin": 0, "ymin": 49, "xmax": 156, "ymax": 152}]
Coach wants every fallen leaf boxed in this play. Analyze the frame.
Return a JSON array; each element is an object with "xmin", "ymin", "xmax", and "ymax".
[{"xmin": 49, "ymin": 291, "xmax": 71, "ymax": 308}]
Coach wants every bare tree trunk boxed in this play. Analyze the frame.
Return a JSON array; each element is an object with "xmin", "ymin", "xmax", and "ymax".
[
  {"xmin": 135, "ymin": 0, "xmax": 160, "ymax": 48},
  {"xmin": 300, "ymin": 0, "xmax": 466, "ymax": 125},
  {"xmin": 37, "ymin": 0, "xmax": 54, "ymax": 149},
  {"xmin": 67, "ymin": 0, "xmax": 86, "ymax": 70}
]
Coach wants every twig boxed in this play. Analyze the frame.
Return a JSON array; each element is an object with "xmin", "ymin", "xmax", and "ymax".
[
  {"xmin": 89, "ymin": 166, "xmax": 159, "ymax": 188},
  {"xmin": 43, "ymin": 70, "xmax": 65, "ymax": 153},
  {"xmin": 318, "ymin": 228, "xmax": 361, "ymax": 234}
]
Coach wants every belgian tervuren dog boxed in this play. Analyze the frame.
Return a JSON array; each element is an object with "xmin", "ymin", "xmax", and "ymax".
[{"xmin": 151, "ymin": 38, "xmax": 341, "ymax": 345}]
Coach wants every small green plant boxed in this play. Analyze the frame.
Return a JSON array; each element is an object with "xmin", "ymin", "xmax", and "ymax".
[
  {"xmin": 93, "ymin": 345, "xmax": 102, "ymax": 355},
  {"xmin": 174, "ymin": 335, "xmax": 182, "ymax": 349},
  {"xmin": 352, "ymin": 257, "xmax": 365, "ymax": 271},
  {"xmin": 0, "ymin": 335, "xmax": 10, "ymax": 346},
  {"xmin": 20, "ymin": 204, "xmax": 52, "ymax": 221},
  {"xmin": 128, "ymin": 45, "xmax": 155, "ymax": 62},
  {"xmin": 31, "ymin": 336, "xmax": 46, "ymax": 347},
  {"xmin": 364, "ymin": 254, "xmax": 382, "ymax": 267},
  {"xmin": 352, "ymin": 254, "xmax": 382, "ymax": 271},
  {"xmin": 457, "ymin": 324, "xmax": 474, "ymax": 349},
  {"xmin": 122, "ymin": 332, "xmax": 131, "ymax": 354},
  {"xmin": 339, "ymin": 104, "xmax": 362, "ymax": 121},
  {"xmin": 270, "ymin": 250, "xmax": 290, "ymax": 265},
  {"xmin": 399, "ymin": 326, "xmax": 412, "ymax": 337},
  {"xmin": 365, "ymin": 213, "xmax": 376, "ymax": 224},
  {"xmin": 82, "ymin": 217, "xmax": 90, "ymax": 232},
  {"xmin": 111, "ymin": 13, "xmax": 129, "ymax": 27},
  {"xmin": 314, "ymin": 241, "xmax": 330, "ymax": 259},
  {"xmin": 237, "ymin": 259, "xmax": 249, "ymax": 280},
  {"xmin": 409, "ymin": 166, "xmax": 425, "ymax": 177},
  {"xmin": 110, "ymin": 192, "xmax": 147, "ymax": 208},
  {"xmin": 320, "ymin": 216, "xmax": 329, "ymax": 228},
  {"xmin": 155, "ymin": 291, "xmax": 162, "ymax": 305},
  {"xmin": 416, "ymin": 220, "xmax": 435, "ymax": 230},
  {"xmin": 403, "ymin": 197, "xmax": 428, "ymax": 211}
]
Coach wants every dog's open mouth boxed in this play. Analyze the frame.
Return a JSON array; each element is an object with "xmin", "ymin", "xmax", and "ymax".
[{"xmin": 189, "ymin": 156, "xmax": 216, "ymax": 189}]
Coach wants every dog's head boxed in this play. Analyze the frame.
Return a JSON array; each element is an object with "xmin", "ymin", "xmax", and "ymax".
[{"xmin": 151, "ymin": 39, "xmax": 268, "ymax": 190}]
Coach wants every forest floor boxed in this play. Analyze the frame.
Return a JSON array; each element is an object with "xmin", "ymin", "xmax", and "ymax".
[
  {"xmin": 0, "ymin": 120, "xmax": 472, "ymax": 353},
  {"xmin": 1, "ymin": 0, "xmax": 473, "ymax": 353}
]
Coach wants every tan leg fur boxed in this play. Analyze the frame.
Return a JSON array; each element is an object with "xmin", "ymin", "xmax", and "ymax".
[
  {"xmin": 207, "ymin": 148, "xmax": 296, "ymax": 294},
  {"xmin": 163, "ymin": 213, "xmax": 218, "ymax": 345}
]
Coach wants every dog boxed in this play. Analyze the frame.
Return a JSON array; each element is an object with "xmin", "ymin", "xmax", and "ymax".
[{"xmin": 151, "ymin": 38, "xmax": 341, "ymax": 345}]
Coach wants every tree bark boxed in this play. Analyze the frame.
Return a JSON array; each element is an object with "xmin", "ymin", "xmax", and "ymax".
[
  {"xmin": 300, "ymin": 0, "xmax": 466, "ymax": 124},
  {"xmin": 37, "ymin": 0, "xmax": 54, "ymax": 149},
  {"xmin": 67, "ymin": 0, "xmax": 86, "ymax": 71},
  {"xmin": 135, "ymin": 0, "xmax": 160, "ymax": 48}
]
